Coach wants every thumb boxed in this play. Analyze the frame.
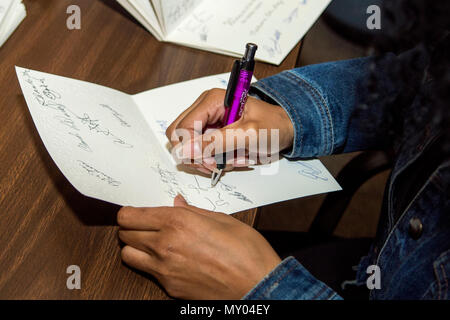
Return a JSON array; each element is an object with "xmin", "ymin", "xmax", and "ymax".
[{"xmin": 173, "ymin": 194, "xmax": 189, "ymax": 207}]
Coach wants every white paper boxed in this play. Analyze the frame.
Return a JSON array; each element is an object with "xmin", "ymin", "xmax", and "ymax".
[
  {"xmin": 16, "ymin": 67, "xmax": 341, "ymax": 214},
  {"xmin": 0, "ymin": 0, "xmax": 26, "ymax": 47},
  {"xmin": 167, "ymin": 0, "xmax": 332, "ymax": 64},
  {"xmin": 158, "ymin": 0, "xmax": 203, "ymax": 35},
  {"xmin": 117, "ymin": 0, "xmax": 163, "ymax": 40},
  {"xmin": 116, "ymin": 0, "xmax": 331, "ymax": 65}
]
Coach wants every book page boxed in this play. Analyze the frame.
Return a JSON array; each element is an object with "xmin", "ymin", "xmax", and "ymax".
[
  {"xmin": 133, "ymin": 73, "xmax": 341, "ymax": 214},
  {"xmin": 128, "ymin": 0, "xmax": 163, "ymax": 38},
  {"xmin": 150, "ymin": 0, "xmax": 165, "ymax": 34},
  {"xmin": 166, "ymin": 0, "xmax": 331, "ymax": 65},
  {"xmin": 116, "ymin": 0, "xmax": 163, "ymax": 40},
  {"xmin": 15, "ymin": 67, "xmax": 169, "ymax": 207},
  {"xmin": 159, "ymin": 0, "xmax": 203, "ymax": 35},
  {"xmin": 0, "ymin": 0, "xmax": 12, "ymax": 26},
  {"xmin": 0, "ymin": 0, "xmax": 25, "ymax": 47},
  {"xmin": 16, "ymin": 68, "xmax": 340, "ymax": 214}
]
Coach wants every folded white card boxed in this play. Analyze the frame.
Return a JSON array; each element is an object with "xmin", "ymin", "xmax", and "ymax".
[
  {"xmin": 16, "ymin": 66, "xmax": 341, "ymax": 214},
  {"xmin": 117, "ymin": 0, "xmax": 331, "ymax": 65},
  {"xmin": 0, "ymin": 0, "xmax": 26, "ymax": 47}
]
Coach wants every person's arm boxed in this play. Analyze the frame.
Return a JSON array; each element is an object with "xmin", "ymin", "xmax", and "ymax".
[{"xmin": 250, "ymin": 54, "xmax": 399, "ymax": 159}]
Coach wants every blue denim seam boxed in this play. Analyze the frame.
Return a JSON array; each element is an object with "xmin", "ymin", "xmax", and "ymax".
[
  {"xmin": 311, "ymin": 284, "xmax": 327, "ymax": 300},
  {"xmin": 387, "ymin": 132, "xmax": 441, "ymax": 229},
  {"xmin": 438, "ymin": 264, "xmax": 448, "ymax": 299},
  {"xmin": 373, "ymin": 167, "xmax": 441, "ymax": 299},
  {"xmin": 285, "ymin": 71, "xmax": 334, "ymax": 155},
  {"xmin": 434, "ymin": 249, "xmax": 450, "ymax": 300},
  {"xmin": 329, "ymin": 292, "xmax": 340, "ymax": 300},
  {"xmin": 421, "ymin": 281, "xmax": 435, "ymax": 299},
  {"xmin": 243, "ymin": 256, "xmax": 297, "ymax": 299},
  {"xmin": 282, "ymin": 72, "xmax": 329, "ymax": 155},
  {"xmin": 253, "ymin": 81, "xmax": 304, "ymax": 157},
  {"xmin": 258, "ymin": 259, "xmax": 299, "ymax": 299}
]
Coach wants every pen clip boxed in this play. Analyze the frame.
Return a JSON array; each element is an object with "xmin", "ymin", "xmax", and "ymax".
[{"xmin": 224, "ymin": 60, "xmax": 241, "ymax": 108}]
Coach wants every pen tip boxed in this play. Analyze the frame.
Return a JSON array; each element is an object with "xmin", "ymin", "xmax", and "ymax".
[{"xmin": 211, "ymin": 169, "xmax": 223, "ymax": 187}]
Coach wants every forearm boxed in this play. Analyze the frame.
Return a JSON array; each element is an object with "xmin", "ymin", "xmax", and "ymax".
[{"xmin": 250, "ymin": 55, "xmax": 399, "ymax": 158}]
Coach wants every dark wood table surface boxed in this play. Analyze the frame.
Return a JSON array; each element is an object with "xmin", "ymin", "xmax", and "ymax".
[{"xmin": 0, "ymin": 0, "xmax": 301, "ymax": 299}]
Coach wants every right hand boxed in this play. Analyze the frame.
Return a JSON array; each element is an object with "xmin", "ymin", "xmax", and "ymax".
[{"xmin": 165, "ymin": 88, "xmax": 294, "ymax": 174}]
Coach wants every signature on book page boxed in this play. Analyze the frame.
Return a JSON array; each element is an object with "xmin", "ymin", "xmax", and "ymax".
[{"xmin": 20, "ymin": 69, "xmax": 134, "ymax": 151}]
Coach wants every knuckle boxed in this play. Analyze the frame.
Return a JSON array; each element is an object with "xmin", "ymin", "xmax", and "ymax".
[
  {"xmin": 117, "ymin": 207, "xmax": 132, "ymax": 226},
  {"xmin": 120, "ymin": 246, "xmax": 132, "ymax": 262},
  {"xmin": 244, "ymin": 120, "xmax": 259, "ymax": 132},
  {"xmin": 118, "ymin": 230, "xmax": 126, "ymax": 242}
]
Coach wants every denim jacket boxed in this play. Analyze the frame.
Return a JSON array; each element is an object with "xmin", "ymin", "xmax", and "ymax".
[{"xmin": 243, "ymin": 51, "xmax": 450, "ymax": 300}]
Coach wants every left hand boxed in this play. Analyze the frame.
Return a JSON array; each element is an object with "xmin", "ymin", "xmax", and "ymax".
[{"xmin": 117, "ymin": 195, "xmax": 281, "ymax": 299}]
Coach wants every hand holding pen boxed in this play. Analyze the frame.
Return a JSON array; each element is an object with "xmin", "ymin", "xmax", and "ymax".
[{"xmin": 165, "ymin": 44, "xmax": 294, "ymax": 185}]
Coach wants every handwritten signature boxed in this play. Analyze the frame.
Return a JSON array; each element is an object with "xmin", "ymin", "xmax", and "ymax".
[
  {"xmin": 21, "ymin": 70, "xmax": 133, "ymax": 149},
  {"xmin": 100, "ymin": 104, "xmax": 131, "ymax": 128},
  {"xmin": 263, "ymin": 30, "xmax": 282, "ymax": 57},
  {"xmin": 78, "ymin": 160, "xmax": 121, "ymax": 186},
  {"xmin": 296, "ymin": 162, "xmax": 328, "ymax": 181},
  {"xmin": 68, "ymin": 132, "xmax": 92, "ymax": 152}
]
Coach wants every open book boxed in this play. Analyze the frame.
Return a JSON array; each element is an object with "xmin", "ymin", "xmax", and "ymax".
[
  {"xmin": 0, "ymin": 0, "xmax": 25, "ymax": 47},
  {"xmin": 15, "ymin": 67, "xmax": 341, "ymax": 214},
  {"xmin": 117, "ymin": 0, "xmax": 331, "ymax": 65}
]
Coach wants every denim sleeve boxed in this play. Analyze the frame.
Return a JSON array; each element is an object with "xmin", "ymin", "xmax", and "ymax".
[
  {"xmin": 243, "ymin": 256, "xmax": 342, "ymax": 300},
  {"xmin": 250, "ymin": 55, "xmax": 398, "ymax": 158}
]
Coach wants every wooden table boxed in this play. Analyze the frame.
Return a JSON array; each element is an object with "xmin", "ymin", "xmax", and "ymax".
[{"xmin": 0, "ymin": 0, "xmax": 301, "ymax": 299}]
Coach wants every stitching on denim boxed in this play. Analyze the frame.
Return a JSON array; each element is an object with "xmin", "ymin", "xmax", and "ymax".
[
  {"xmin": 257, "ymin": 81, "xmax": 304, "ymax": 156},
  {"xmin": 440, "ymin": 264, "xmax": 448, "ymax": 300},
  {"xmin": 328, "ymin": 292, "xmax": 338, "ymax": 300},
  {"xmin": 434, "ymin": 260, "xmax": 443, "ymax": 300},
  {"xmin": 311, "ymin": 285, "xmax": 327, "ymax": 300},
  {"xmin": 258, "ymin": 261, "xmax": 298, "ymax": 299},
  {"xmin": 286, "ymin": 71, "xmax": 334, "ymax": 155},
  {"xmin": 245, "ymin": 257, "xmax": 293, "ymax": 300},
  {"xmin": 387, "ymin": 134, "xmax": 445, "ymax": 229},
  {"xmin": 421, "ymin": 281, "xmax": 435, "ymax": 300},
  {"xmin": 292, "ymin": 73, "xmax": 334, "ymax": 153},
  {"xmin": 376, "ymin": 167, "xmax": 440, "ymax": 270},
  {"xmin": 283, "ymin": 72, "xmax": 328, "ymax": 154}
]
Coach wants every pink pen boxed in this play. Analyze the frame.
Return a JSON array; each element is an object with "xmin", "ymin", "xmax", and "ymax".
[{"xmin": 211, "ymin": 43, "xmax": 258, "ymax": 186}]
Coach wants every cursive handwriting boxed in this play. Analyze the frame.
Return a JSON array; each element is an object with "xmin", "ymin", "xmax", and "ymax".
[
  {"xmin": 151, "ymin": 163, "xmax": 190, "ymax": 201},
  {"xmin": 296, "ymin": 162, "xmax": 328, "ymax": 181},
  {"xmin": 223, "ymin": 0, "xmax": 262, "ymax": 27},
  {"xmin": 100, "ymin": 104, "xmax": 131, "ymax": 128},
  {"xmin": 77, "ymin": 113, "xmax": 133, "ymax": 148},
  {"xmin": 250, "ymin": 0, "xmax": 284, "ymax": 35},
  {"xmin": 156, "ymin": 120, "xmax": 169, "ymax": 136},
  {"xmin": 263, "ymin": 29, "xmax": 282, "ymax": 57},
  {"xmin": 179, "ymin": 11, "xmax": 213, "ymax": 42},
  {"xmin": 78, "ymin": 160, "xmax": 121, "ymax": 186},
  {"xmin": 69, "ymin": 132, "xmax": 92, "ymax": 152},
  {"xmin": 21, "ymin": 70, "xmax": 133, "ymax": 149}
]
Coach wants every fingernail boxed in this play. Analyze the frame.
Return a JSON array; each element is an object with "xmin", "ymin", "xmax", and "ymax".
[
  {"xmin": 234, "ymin": 157, "xmax": 247, "ymax": 165},
  {"xmin": 203, "ymin": 157, "xmax": 216, "ymax": 165}
]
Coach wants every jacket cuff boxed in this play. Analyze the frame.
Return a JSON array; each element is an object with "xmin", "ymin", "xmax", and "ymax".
[
  {"xmin": 242, "ymin": 256, "xmax": 342, "ymax": 300},
  {"xmin": 250, "ymin": 70, "xmax": 334, "ymax": 159}
]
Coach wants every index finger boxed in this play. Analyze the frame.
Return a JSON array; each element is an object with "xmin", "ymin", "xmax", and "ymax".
[
  {"xmin": 166, "ymin": 89, "xmax": 226, "ymax": 148},
  {"xmin": 165, "ymin": 90, "xmax": 208, "ymax": 147},
  {"xmin": 117, "ymin": 206, "xmax": 169, "ymax": 231}
]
